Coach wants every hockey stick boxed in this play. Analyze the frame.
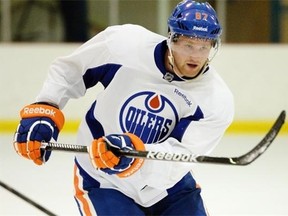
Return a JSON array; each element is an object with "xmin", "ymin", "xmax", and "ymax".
[
  {"xmin": 0, "ymin": 180, "xmax": 57, "ymax": 216},
  {"xmin": 43, "ymin": 110, "xmax": 286, "ymax": 165}
]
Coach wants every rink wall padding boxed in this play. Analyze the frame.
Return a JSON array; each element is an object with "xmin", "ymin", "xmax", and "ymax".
[{"xmin": 1, "ymin": 44, "xmax": 287, "ymax": 135}]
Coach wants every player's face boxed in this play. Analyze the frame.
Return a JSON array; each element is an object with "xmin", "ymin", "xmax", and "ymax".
[{"xmin": 170, "ymin": 36, "xmax": 212, "ymax": 78}]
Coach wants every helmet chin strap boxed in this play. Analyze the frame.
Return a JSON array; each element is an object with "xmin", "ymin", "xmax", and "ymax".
[{"xmin": 166, "ymin": 38, "xmax": 187, "ymax": 81}]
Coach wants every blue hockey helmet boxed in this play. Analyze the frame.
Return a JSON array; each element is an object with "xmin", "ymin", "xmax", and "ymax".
[{"xmin": 168, "ymin": 0, "xmax": 222, "ymax": 41}]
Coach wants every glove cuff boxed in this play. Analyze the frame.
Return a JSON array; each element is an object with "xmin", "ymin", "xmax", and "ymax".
[
  {"xmin": 117, "ymin": 133, "xmax": 145, "ymax": 178},
  {"xmin": 20, "ymin": 104, "xmax": 65, "ymax": 130}
]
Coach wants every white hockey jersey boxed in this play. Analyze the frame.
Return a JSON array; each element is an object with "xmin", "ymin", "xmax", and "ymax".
[{"xmin": 36, "ymin": 24, "xmax": 234, "ymax": 207}]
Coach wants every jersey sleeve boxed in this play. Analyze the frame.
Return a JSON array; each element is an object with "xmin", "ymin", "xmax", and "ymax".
[
  {"xmin": 36, "ymin": 24, "xmax": 163, "ymax": 109},
  {"xmin": 35, "ymin": 26, "xmax": 118, "ymax": 109}
]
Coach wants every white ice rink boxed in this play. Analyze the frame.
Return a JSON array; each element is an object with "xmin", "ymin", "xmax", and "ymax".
[{"xmin": 1, "ymin": 133, "xmax": 288, "ymax": 216}]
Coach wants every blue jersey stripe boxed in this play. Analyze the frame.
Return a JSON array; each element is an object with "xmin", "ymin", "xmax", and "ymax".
[{"xmin": 83, "ymin": 63, "xmax": 122, "ymax": 89}]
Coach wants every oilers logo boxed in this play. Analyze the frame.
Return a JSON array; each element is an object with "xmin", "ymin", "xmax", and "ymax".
[{"xmin": 119, "ymin": 91, "xmax": 179, "ymax": 143}]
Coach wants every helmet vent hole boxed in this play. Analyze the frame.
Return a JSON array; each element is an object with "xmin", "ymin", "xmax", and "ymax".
[
  {"xmin": 211, "ymin": 28, "xmax": 221, "ymax": 35},
  {"xmin": 176, "ymin": 13, "xmax": 183, "ymax": 19},
  {"xmin": 178, "ymin": 22, "xmax": 189, "ymax": 30}
]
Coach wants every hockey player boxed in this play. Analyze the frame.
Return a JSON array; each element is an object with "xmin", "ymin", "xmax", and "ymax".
[{"xmin": 14, "ymin": 0, "xmax": 234, "ymax": 215}]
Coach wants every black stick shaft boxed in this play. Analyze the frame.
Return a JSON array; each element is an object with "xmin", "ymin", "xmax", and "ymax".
[
  {"xmin": 0, "ymin": 180, "xmax": 57, "ymax": 216},
  {"xmin": 44, "ymin": 110, "xmax": 285, "ymax": 166}
]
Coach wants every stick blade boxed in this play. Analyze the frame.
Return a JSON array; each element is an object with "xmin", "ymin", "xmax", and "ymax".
[
  {"xmin": 196, "ymin": 110, "xmax": 286, "ymax": 165},
  {"xmin": 235, "ymin": 110, "xmax": 285, "ymax": 165}
]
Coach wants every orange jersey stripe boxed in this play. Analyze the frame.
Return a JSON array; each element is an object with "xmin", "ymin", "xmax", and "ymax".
[{"xmin": 74, "ymin": 164, "xmax": 94, "ymax": 216}]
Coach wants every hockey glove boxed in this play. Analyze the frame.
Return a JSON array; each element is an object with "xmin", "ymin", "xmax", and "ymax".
[
  {"xmin": 88, "ymin": 133, "xmax": 145, "ymax": 178},
  {"xmin": 14, "ymin": 102, "xmax": 65, "ymax": 165}
]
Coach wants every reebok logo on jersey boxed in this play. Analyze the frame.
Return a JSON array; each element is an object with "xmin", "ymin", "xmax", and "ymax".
[
  {"xmin": 174, "ymin": 88, "xmax": 192, "ymax": 107},
  {"xmin": 23, "ymin": 107, "xmax": 56, "ymax": 117}
]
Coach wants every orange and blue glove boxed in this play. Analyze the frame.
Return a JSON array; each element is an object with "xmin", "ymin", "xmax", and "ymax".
[
  {"xmin": 13, "ymin": 102, "xmax": 65, "ymax": 165},
  {"xmin": 88, "ymin": 133, "xmax": 145, "ymax": 178}
]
